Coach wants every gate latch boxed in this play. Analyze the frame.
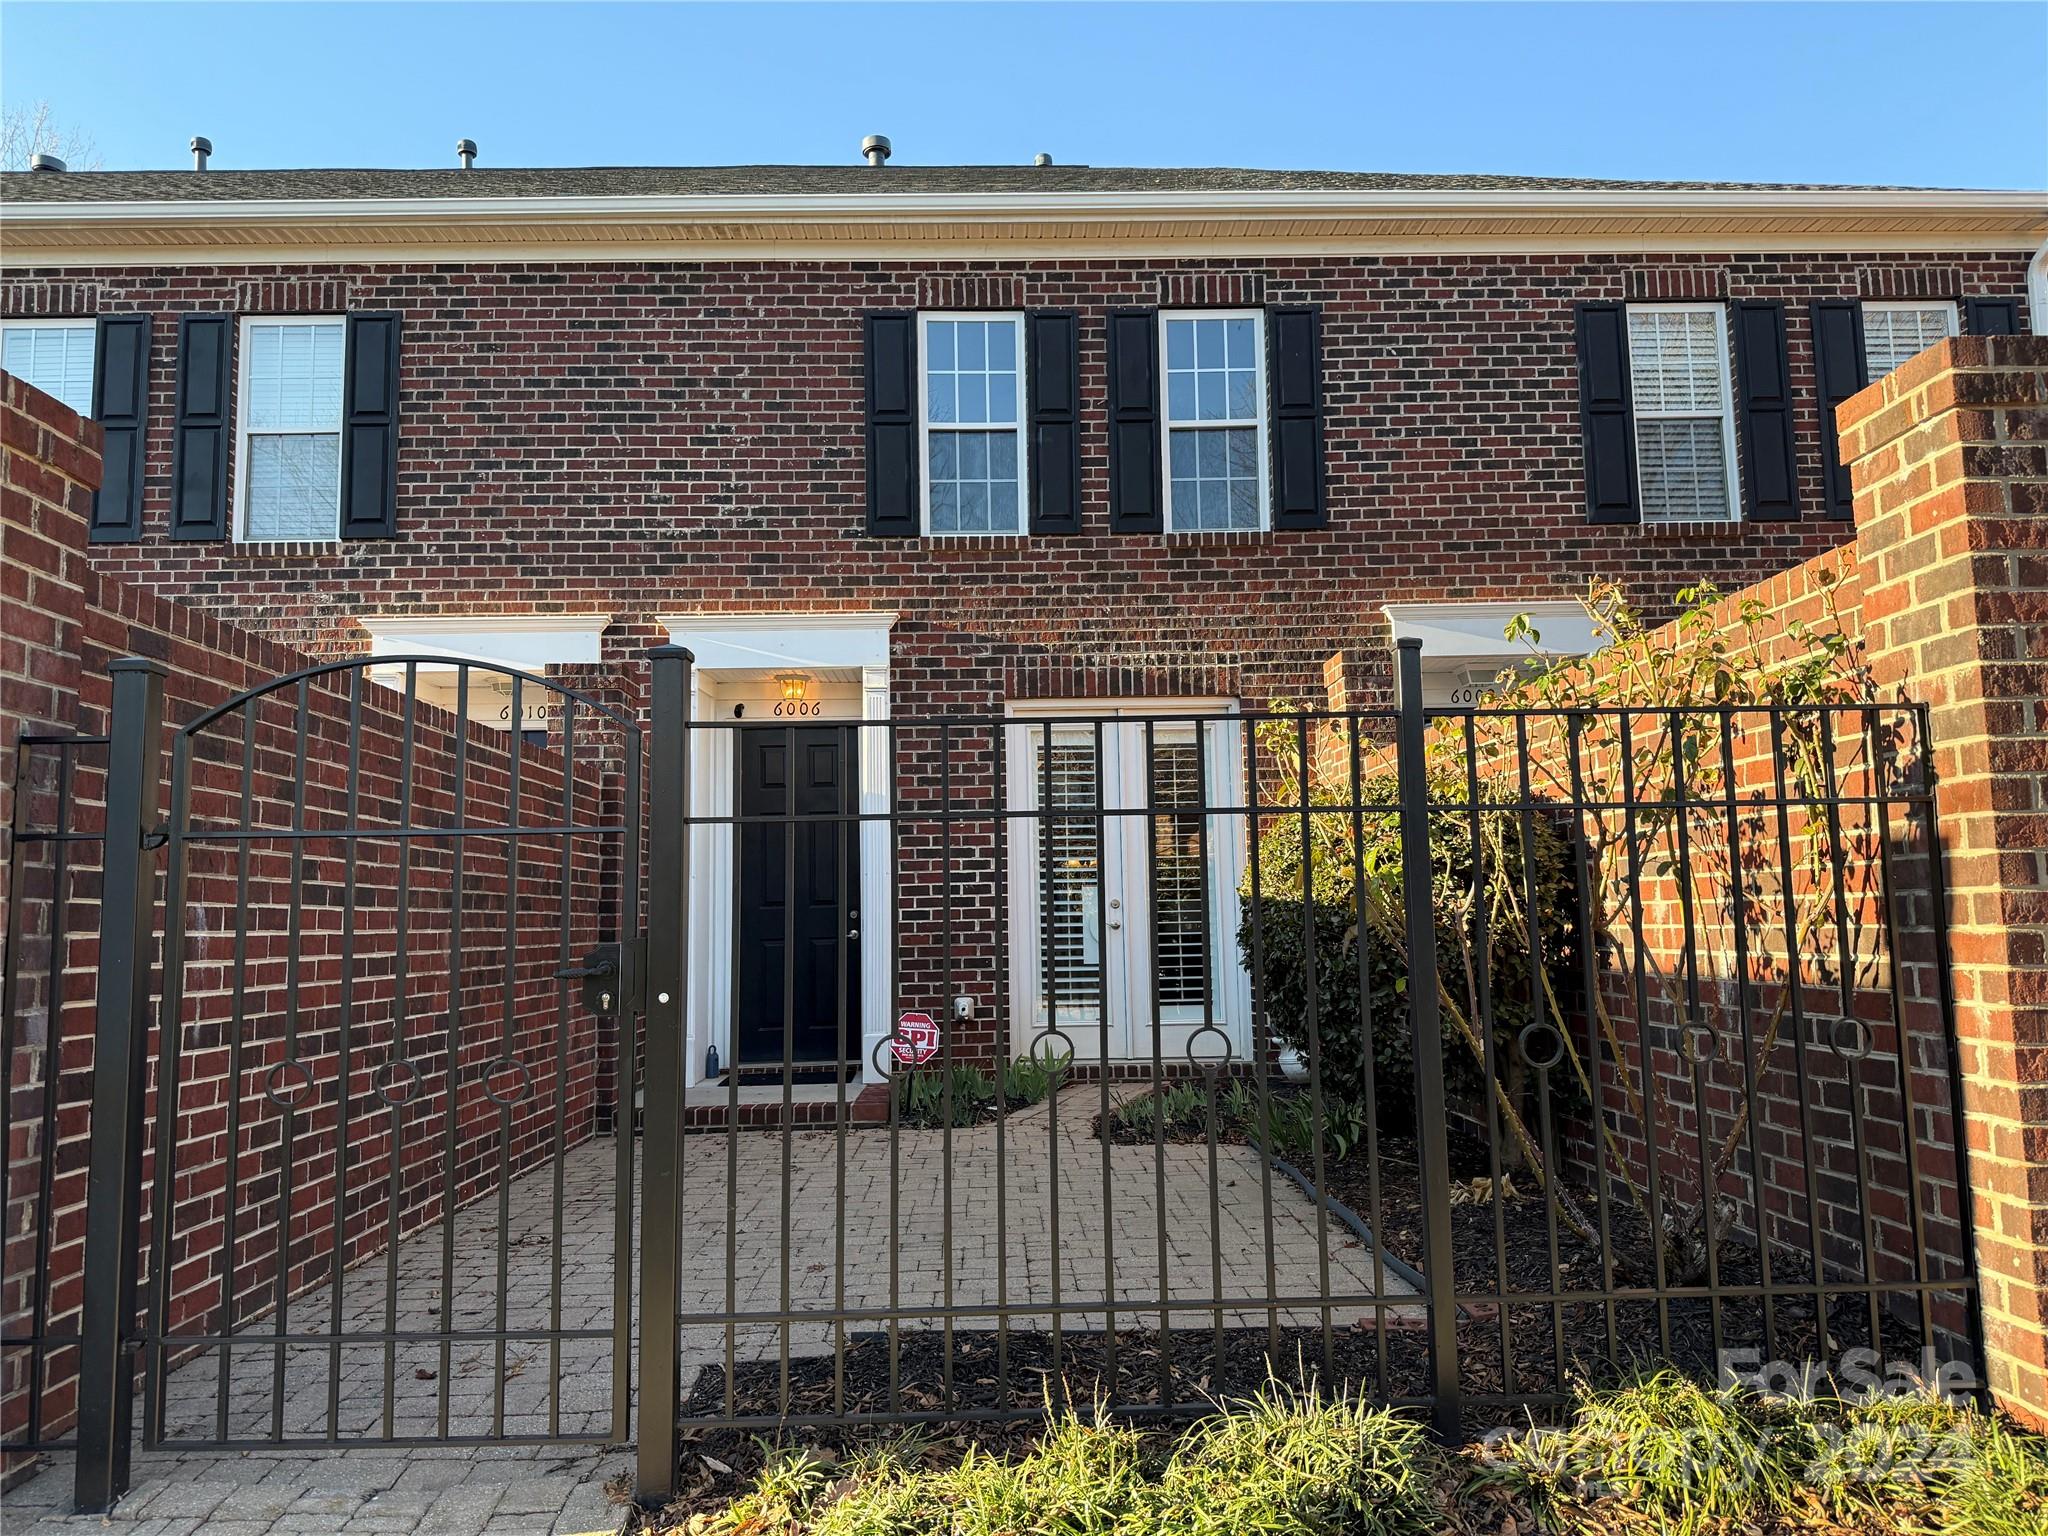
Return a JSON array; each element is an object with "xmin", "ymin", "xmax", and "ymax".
[{"xmin": 556, "ymin": 944, "xmax": 620, "ymax": 1018}]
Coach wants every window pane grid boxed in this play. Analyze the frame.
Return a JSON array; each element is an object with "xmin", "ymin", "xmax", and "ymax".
[
  {"xmin": 922, "ymin": 315, "xmax": 1023, "ymax": 534},
  {"xmin": 241, "ymin": 318, "xmax": 345, "ymax": 540},
  {"xmin": 2, "ymin": 324, "xmax": 96, "ymax": 418},
  {"xmin": 1626, "ymin": 307, "xmax": 1736, "ymax": 524},
  {"xmin": 1162, "ymin": 312, "xmax": 1265, "ymax": 532}
]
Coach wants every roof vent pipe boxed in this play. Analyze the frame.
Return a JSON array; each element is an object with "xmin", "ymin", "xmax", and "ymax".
[
  {"xmin": 861, "ymin": 134, "xmax": 891, "ymax": 167},
  {"xmin": 1034, "ymin": 152, "xmax": 1053, "ymax": 167},
  {"xmin": 191, "ymin": 137, "xmax": 212, "ymax": 171},
  {"xmin": 456, "ymin": 138, "xmax": 477, "ymax": 170},
  {"xmin": 29, "ymin": 154, "xmax": 66, "ymax": 173}
]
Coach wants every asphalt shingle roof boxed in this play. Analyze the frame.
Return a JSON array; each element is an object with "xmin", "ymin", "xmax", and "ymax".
[{"xmin": 0, "ymin": 164, "xmax": 1947, "ymax": 202}]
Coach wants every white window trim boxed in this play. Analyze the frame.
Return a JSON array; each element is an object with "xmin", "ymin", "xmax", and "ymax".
[
  {"xmin": 1860, "ymin": 298, "xmax": 1959, "ymax": 383},
  {"xmin": 1158, "ymin": 308, "xmax": 1271, "ymax": 533},
  {"xmin": 915, "ymin": 310, "xmax": 1029, "ymax": 538},
  {"xmin": 2, "ymin": 317, "xmax": 98, "ymax": 417},
  {"xmin": 1625, "ymin": 301, "xmax": 1742, "ymax": 526},
  {"xmin": 233, "ymin": 313, "xmax": 346, "ymax": 544}
]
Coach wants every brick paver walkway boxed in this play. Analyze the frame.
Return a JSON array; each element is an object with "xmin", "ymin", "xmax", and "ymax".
[{"xmin": 3, "ymin": 1083, "xmax": 1406, "ymax": 1534}]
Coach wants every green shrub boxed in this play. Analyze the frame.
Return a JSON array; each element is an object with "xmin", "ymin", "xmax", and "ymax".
[
  {"xmin": 1221, "ymin": 1081, "xmax": 1368, "ymax": 1165},
  {"xmin": 1113, "ymin": 1080, "xmax": 1209, "ymax": 1139},
  {"xmin": 686, "ymin": 1384, "xmax": 1439, "ymax": 1536},
  {"xmin": 892, "ymin": 1063, "xmax": 994, "ymax": 1128},
  {"xmin": 1150, "ymin": 1378, "xmax": 1438, "ymax": 1536},
  {"xmin": 1240, "ymin": 754, "xmax": 1580, "ymax": 1133},
  {"xmin": 1001, "ymin": 1042, "xmax": 1072, "ymax": 1108},
  {"xmin": 891, "ymin": 1045, "xmax": 1073, "ymax": 1129},
  {"xmin": 1478, "ymin": 1370, "xmax": 2048, "ymax": 1536}
]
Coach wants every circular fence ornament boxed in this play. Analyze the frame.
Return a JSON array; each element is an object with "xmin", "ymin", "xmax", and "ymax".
[
  {"xmin": 1517, "ymin": 1021, "xmax": 1566, "ymax": 1073},
  {"xmin": 481, "ymin": 1056, "xmax": 534, "ymax": 1107},
  {"xmin": 1680, "ymin": 1023, "xmax": 1723, "ymax": 1066},
  {"xmin": 373, "ymin": 1059, "xmax": 423, "ymax": 1108},
  {"xmin": 264, "ymin": 1059, "xmax": 316, "ymax": 1111},
  {"xmin": 1185, "ymin": 1023, "xmax": 1234, "ymax": 1074},
  {"xmin": 1828, "ymin": 1016, "xmax": 1874, "ymax": 1060}
]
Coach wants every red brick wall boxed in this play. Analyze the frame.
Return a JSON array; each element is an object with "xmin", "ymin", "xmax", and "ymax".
[
  {"xmin": 1, "ymin": 372, "xmax": 628, "ymax": 1463},
  {"xmin": 3, "ymin": 252, "xmax": 2030, "ymax": 710},
  {"xmin": 1837, "ymin": 335, "xmax": 2048, "ymax": 1430}
]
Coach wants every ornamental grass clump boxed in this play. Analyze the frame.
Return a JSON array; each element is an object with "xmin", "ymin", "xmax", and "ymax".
[
  {"xmin": 1476, "ymin": 1369, "xmax": 2048, "ymax": 1536},
  {"xmin": 1147, "ymin": 1378, "xmax": 1439, "ymax": 1536}
]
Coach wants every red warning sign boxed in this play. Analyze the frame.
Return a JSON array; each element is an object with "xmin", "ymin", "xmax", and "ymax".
[{"xmin": 891, "ymin": 1010, "xmax": 940, "ymax": 1066}]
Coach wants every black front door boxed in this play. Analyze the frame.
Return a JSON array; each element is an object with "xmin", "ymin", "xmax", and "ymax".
[{"xmin": 735, "ymin": 725, "xmax": 862, "ymax": 1065}]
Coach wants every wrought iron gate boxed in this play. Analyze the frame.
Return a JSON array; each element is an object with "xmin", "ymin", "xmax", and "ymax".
[{"xmin": 63, "ymin": 656, "xmax": 643, "ymax": 1507}]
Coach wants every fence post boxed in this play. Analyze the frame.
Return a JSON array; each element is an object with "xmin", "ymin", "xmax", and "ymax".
[
  {"xmin": 1394, "ymin": 638, "xmax": 1463, "ymax": 1440},
  {"xmin": 73, "ymin": 658, "xmax": 167, "ymax": 1513},
  {"xmin": 637, "ymin": 645, "xmax": 692, "ymax": 1505}
]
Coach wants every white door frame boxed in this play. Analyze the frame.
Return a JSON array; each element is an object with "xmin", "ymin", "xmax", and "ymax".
[
  {"xmin": 656, "ymin": 613, "xmax": 896, "ymax": 1088},
  {"xmin": 1003, "ymin": 698, "xmax": 1252, "ymax": 1066}
]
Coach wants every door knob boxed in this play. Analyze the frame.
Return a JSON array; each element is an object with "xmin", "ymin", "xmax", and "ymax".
[
  {"xmin": 1107, "ymin": 919, "xmax": 1122, "ymax": 930},
  {"xmin": 848, "ymin": 927, "xmax": 860, "ymax": 940}
]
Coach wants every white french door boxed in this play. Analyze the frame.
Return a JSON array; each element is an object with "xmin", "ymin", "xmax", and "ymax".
[{"xmin": 1004, "ymin": 703, "xmax": 1251, "ymax": 1064}]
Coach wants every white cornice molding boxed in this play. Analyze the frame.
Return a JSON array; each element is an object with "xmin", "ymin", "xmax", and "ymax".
[{"xmin": 4, "ymin": 186, "xmax": 2042, "ymax": 266}]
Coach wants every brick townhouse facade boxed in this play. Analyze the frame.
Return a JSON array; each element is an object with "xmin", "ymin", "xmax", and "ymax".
[{"xmin": 3, "ymin": 158, "xmax": 2043, "ymax": 1087}]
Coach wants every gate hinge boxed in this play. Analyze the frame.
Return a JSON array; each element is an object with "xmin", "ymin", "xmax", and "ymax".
[{"xmin": 141, "ymin": 823, "xmax": 170, "ymax": 851}]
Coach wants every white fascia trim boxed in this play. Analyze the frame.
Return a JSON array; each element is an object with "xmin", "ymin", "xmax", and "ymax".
[
  {"xmin": 358, "ymin": 612, "xmax": 610, "ymax": 668},
  {"xmin": 1384, "ymin": 600, "xmax": 1599, "ymax": 659},
  {"xmin": 10, "ymin": 187, "xmax": 2045, "ymax": 228},
  {"xmin": 657, "ymin": 611, "xmax": 898, "ymax": 672}
]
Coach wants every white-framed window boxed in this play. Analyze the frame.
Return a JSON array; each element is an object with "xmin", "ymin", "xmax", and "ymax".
[
  {"xmin": 1161, "ymin": 310, "xmax": 1268, "ymax": 532},
  {"xmin": 1, "ymin": 319, "xmax": 96, "ymax": 417},
  {"xmin": 1862, "ymin": 300, "xmax": 1958, "ymax": 382},
  {"xmin": 235, "ymin": 316, "xmax": 345, "ymax": 542},
  {"xmin": 918, "ymin": 312, "xmax": 1026, "ymax": 535},
  {"xmin": 1625, "ymin": 304, "xmax": 1740, "ymax": 525}
]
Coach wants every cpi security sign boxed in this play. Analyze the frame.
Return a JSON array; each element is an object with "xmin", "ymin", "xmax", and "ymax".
[{"xmin": 890, "ymin": 1011, "xmax": 940, "ymax": 1066}]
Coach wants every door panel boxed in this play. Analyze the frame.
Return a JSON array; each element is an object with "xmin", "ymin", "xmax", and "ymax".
[
  {"xmin": 736, "ymin": 726, "xmax": 861, "ymax": 1065},
  {"xmin": 1007, "ymin": 711, "xmax": 1248, "ymax": 1063}
]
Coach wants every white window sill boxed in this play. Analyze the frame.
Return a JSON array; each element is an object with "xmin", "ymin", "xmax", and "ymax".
[{"xmin": 230, "ymin": 539, "xmax": 344, "ymax": 557}]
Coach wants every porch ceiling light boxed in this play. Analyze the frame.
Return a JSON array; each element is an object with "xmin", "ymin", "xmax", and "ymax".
[{"xmin": 774, "ymin": 671, "xmax": 811, "ymax": 703}]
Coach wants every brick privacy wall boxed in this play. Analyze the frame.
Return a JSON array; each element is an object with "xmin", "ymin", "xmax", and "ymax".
[
  {"xmin": 0, "ymin": 373, "xmax": 629, "ymax": 1465},
  {"xmin": 0, "ymin": 376, "xmax": 103, "ymax": 1471},
  {"xmin": 1838, "ymin": 335, "xmax": 2048, "ymax": 1430}
]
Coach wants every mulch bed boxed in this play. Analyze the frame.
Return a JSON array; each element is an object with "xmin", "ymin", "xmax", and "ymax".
[
  {"xmin": 624, "ymin": 1095, "xmax": 1946, "ymax": 1529},
  {"xmin": 1095, "ymin": 1086, "xmax": 1935, "ymax": 1403},
  {"xmin": 641, "ymin": 1326, "xmax": 1432, "ymax": 1526}
]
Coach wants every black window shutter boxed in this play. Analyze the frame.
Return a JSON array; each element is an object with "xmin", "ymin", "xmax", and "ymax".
[
  {"xmin": 1025, "ymin": 310, "xmax": 1081, "ymax": 535},
  {"xmin": 1106, "ymin": 308, "xmax": 1162, "ymax": 533},
  {"xmin": 88, "ymin": 315, "xmax": 151, "ymax": 545},
  {"xmin": 1267, "ymin": 305, "xmax": 1327, "ymax": 530},
  {"xmin": 1810, "ymin": 300, "xmax": 1867, "ymax": 521},
  {"xmin": 169, "ymin": 313, "xmax": 233, "ymax": 541},
  {"xmin": 339, "ymin": 311, "xmax": 402, "ymax": 540},
  {"xmin": 864, "ymin": 312, "xmax": 918, "ymax": 537},
  {"xmin": 1731, "ymin": 300, "xmax": 1798, "ymax": 521},
  {"xmin": 1574, "ymin": 302, "xmax": 1639, "ymax": 524},
  {"xmin": 1965, "ymin": 297, "xmax": 2020, "ymax": 336}
]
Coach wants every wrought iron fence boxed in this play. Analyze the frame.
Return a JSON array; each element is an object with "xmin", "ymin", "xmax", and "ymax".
[
  {"xmin": 0, "ymin": 641, "xmax": 1984, "ymax": 1514},
  {"xmin": 630, "ymin": 640, "xmax": 1982, "ymax": 1493}
]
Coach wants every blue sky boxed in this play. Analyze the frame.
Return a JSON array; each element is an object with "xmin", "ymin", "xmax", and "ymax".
[{"xmin": 3, "ymin": 2, "xmax": 2043, "ymax": 187}]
